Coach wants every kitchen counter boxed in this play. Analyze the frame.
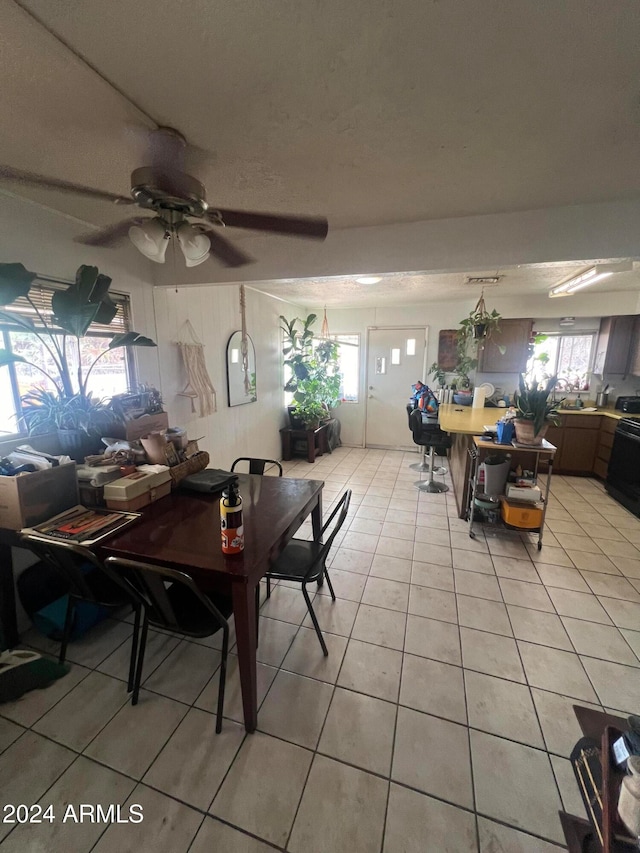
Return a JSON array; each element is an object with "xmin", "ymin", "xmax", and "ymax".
[
  {"xmin": 439, "ymin": 403, "xmax": 629, "ymax": 520},
  {"xmin": 438, "ymin": 404, "xmax": 628, "ymax": 435}
]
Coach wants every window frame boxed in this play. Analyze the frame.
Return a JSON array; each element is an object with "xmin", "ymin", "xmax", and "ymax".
[
  {"xmin": 527, "ymin": 330, "xmax": 597, "ymax": 392},
  {"xmin": 329, "ymin": 332, "xmax": 361, "ymax": 404}
]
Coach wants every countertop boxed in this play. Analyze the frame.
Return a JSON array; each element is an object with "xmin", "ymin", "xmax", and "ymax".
[{"xmin": 438, "ymin": 403, "xmax": 630, "ymax": 435}]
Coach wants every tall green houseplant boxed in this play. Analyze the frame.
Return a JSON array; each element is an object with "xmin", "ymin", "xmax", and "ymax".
[
  {"xmin": 280, "ymin": 313, "xmax": 341, "ymax": 427},
  {"xmin": 0, "ymin": 262, "xmax": 156, "ymax": 456}
]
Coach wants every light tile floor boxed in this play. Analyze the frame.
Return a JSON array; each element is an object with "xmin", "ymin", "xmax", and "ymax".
[{"xmin": 2, "ymin": 446, "xmax": 640, "ymax": 851}]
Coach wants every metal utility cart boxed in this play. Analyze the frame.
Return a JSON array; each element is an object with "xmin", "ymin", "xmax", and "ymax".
[{"xmin": 467, "ymin": 435, "xmax": 556, "ymax": 550}]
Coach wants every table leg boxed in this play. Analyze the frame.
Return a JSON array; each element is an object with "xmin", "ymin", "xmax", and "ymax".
[
  {"xmin": 311, "ymin": 492, "xmax": 323, "ymax": 541},
  {"xmin": 0, "ymin": 544, "xmax": 19, "ymax": 649},
  {"xmin": 232, "ymin": 579, "xmax": 258, "ymax": 733},
  {"xmin": 306, "ymin": 429, "xmax": 316, "ymax": 463}
]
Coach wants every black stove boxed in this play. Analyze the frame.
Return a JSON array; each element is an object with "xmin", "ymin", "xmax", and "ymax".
[{"xmin": 606, "ymin": 419, "xmax": 640, "ymax": 515}]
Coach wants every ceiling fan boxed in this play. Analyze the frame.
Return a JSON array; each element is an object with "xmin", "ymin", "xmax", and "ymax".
[{"xmin": 0, "ymin": 127, "xmax": 328, "ymax": 268}]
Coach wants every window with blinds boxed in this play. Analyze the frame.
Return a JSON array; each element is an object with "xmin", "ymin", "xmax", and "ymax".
[
  {"xmin": 0, "ymin": 277, "xmax": 131, "ymax": 336},
  {"xmin": 0, "ymin": 278, "xmax": 135, "ymax": 436}
]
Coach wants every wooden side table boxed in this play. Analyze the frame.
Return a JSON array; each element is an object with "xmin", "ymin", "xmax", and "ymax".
[{"xmin": 280, "ymin": 421, "xmax": 332, "ymax": 463}]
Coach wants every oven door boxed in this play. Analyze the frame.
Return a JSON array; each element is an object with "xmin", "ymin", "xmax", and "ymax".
[{"xmin": 606, "ymin": 423, "xmax": 640, "ymax": 516}]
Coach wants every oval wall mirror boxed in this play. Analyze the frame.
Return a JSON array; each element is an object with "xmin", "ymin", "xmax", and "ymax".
[{"xmin": 226, "ymin": 330, "xmax": 257, "ymax": 406}]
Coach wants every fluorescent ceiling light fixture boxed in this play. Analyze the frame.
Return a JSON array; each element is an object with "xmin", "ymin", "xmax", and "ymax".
[
  {"xmin": 129, "ymin": 219, "xmax": 169, "ymax": 263},
  {"xmin": 549, "ymin": 262, "xmax": 632, "ymax": 298},
  {"xmin": 356, "ymin": 276, "xmax": 381, "ymax": 284}
]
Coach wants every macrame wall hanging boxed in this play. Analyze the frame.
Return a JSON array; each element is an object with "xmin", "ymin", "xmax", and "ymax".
[
  {"xmin": 239, "ymin": 284, "xmax": 251, "ymax": 395},
  {"xmin": 177, "ymin": 320, "xmax": 217, "ymax": 417},
  {"xmin": 321, "ymin": 305, "xmax": 330, "ymax": 337}
]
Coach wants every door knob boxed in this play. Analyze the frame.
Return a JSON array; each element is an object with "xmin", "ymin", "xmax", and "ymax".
[{"xmin": 368, "ymin": 394, "xmax": 374, "ymax": 399}]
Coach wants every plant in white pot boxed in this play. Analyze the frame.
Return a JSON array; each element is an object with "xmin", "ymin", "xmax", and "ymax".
[{"xmin": 513, "ymin": 374, "xmax": 563, "ymax": 446}]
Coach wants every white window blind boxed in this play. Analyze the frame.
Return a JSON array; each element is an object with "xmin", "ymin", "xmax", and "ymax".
[{"xmin": 0, "ymin": 277, "xmax": 131, "ymax": 336}]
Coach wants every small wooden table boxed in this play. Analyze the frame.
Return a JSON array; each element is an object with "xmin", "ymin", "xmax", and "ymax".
[{"xmin": 280, "ymin": 422, "xmax": 332, "ymax": 463}]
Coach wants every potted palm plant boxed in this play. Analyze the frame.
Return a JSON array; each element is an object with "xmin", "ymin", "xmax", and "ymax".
[
  {"xmin": 0, "ymin": 262, "xmax": 156, "ymax": 460},
  {"xmin": 513, "ymin": 374, "xmax": 563, "ymax": 445}
]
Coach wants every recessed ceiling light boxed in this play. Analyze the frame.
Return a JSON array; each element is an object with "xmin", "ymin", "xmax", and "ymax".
[{"xmin": 356, "ymin": 276, "xmax": 381, "ymax": 285}]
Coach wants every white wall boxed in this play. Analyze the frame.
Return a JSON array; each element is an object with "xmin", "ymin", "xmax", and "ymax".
[
  {"xmin": 152, "ymin": 285, "xmax": 304, "ymax": 469},
  {"xmin": 326, "ymin": 288, "xmax": 640, "ymax": 445},
  {"xmin": 0, "ymin": 193, "xmax": 160, "ymax": 388}
]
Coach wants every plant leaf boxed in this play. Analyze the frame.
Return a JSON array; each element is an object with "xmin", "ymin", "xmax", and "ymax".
[
  {"xmin": 0, "ymin": 263, "xmax": 36, "ymax": 306},
  {"xmin": 0, "ymin": 349, "xmax": 27, "ymax": 367},
  {"xmin": 108, "ymin": 332, "xmax": 157, "ymax": 349}
]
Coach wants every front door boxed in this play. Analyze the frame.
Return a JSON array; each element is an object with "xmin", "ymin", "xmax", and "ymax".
[{"xmin": 365, "ymin": 327, "xmax": 427, "ymax": 448}]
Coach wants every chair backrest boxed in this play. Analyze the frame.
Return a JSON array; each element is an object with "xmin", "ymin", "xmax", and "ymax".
[
  {"xmin": 103, "ymin": 556, "xmax": 228, "ymax": 636},
  {"xmin": 318, "ymin": 488, "xmax": 352, "ymax": 553},
  {"xmin": 409, "ymin": 407, "xmax": 439, "ymax": 442},
  {"xmin": 21, "ymin": 535, "xmax": 107, "ymax": 603},
  {"xmin": 231, "ymin": 457, "xmax": 283, "ymax": 476}
]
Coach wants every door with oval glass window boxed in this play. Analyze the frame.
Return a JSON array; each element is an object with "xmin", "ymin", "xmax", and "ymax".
[{"xmin": 365, "ymin": 327, "xmax": 427, "ymax": 448}]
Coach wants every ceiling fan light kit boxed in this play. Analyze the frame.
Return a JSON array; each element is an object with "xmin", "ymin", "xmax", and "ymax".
[
  {"xmin": 0, "ymin": 127, "xmax": 328, "ymax": 269},
  {"xmin": 128, "ymin": 218, "xmax": 169, "ymax": 263}
]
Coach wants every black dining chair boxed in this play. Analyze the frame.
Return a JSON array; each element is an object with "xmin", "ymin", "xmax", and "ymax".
[
  {"xmin": 231, "ymin": 457, "xmax": 283, "ymax": 476},
  {"xmin": 408, "ymin": 408, "xmax": 452, "ymax": 493},
  {"xmin": 20, "ymin": 535, "xmax": 139, "ymax": 684},
  {"xmin": 264, "ymin": 489, "xmax": 352, "ymax": 656},
  {"xmin": 104, "ymin": 557, "xmax": 232, "ymax": 732}
]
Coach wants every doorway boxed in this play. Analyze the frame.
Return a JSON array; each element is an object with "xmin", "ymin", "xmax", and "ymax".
[{"xmin": 365, "ymin": 327, "xmax": 427, "ymax": 448}]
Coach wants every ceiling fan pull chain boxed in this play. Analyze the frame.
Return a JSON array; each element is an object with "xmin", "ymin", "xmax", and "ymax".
[{"xmin": 209, "ymin": 210, "xmax": 226, "ymax": 227}]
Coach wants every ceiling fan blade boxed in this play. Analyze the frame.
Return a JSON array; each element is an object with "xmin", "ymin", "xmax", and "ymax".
[
  {"xmin": 75, "ymin": 218, "xmax": 151, "ymax": 247},
  {"xmin": 0, "ymin": 165, "xmax": 135, "ymax": 205},
  {"xmin": 206, "ymin": 209, "xmax": 328, "ymax": 240},
  {"xmin": 198, "ymin": 226, "xmax": 254, "ymax": 267}
]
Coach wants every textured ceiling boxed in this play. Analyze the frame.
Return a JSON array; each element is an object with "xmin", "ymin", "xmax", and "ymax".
[
  {"xmin": 7, "ymin": 0, "xmax": 640, "ymax": 232},
  {"xmin": 251, "ymin": 263, "xmax": 640, "ymax": 308}
]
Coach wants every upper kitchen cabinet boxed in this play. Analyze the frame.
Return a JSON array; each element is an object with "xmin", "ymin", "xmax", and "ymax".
[
  {"xmin": 629, "ymin": 316, "xmax": 640, "ymax": 377},
  {"xmin": 477, "ymin": 318, "xmax": 533, "ymax": 374},
  {"xmin": 592, "ymin": 315, "xmax": 636, "ymax": 376}
]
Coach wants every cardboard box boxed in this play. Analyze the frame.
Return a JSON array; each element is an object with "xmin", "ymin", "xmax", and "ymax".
[
  {"xmin": 0, "ymin": 463, "xmax": 79, "ymax": 530},
  {"xmin": 501, "ymin": 498, "xmax": 543, "ymax": 530},
  {"xmin": 506, "ymin": 483, "xmax": 542, "ymax": 503},
  {"xmin": 104, "ymin": 468, "xmax": 172, "ymax": 511},
  {"xmin": 110, "ymin": 412, "xmax": 169, "ymax": 442}
]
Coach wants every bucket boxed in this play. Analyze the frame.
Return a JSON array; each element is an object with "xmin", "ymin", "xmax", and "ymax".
[{"xmin": 483, "ymin": 458, "xmax": 511, "ymax": 497}]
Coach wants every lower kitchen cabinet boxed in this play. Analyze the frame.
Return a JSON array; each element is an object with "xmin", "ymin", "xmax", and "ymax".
[
  {"xmin": 542, "ymin": 415, "xmax": 602, "ymax": 475},
  {"xmin": 593, "ymin": 416, "xmax": 616, "ymax": 480},
  {"xmin": 560, "ymin": 426, "xmax": 600, "ymax": 474}
]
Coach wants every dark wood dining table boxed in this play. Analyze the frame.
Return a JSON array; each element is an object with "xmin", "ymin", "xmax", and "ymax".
[{"xmin": 98, "ymin": 473, "xmax": 324, "ymax": 732}]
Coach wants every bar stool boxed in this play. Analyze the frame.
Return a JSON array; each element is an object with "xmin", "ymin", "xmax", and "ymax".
[
  {"xmin": 408, "ymin": 408, "xmax": 452, "ymax": 493},
  {"xmin": 406, "ymin": 403, "xmax": 447, "ymax": 475}
]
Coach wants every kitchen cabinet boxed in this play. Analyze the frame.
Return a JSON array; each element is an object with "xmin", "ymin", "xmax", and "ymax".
[
  {"xmin": 629, "ymin": 316, "xmax": 640, "ymax": 377},
  {"xmin": 477, "ymin": 318, "xmax": 533, "ymax": 374},
  {"xmin": 592, "ymin": 315, "xmax": 636, "ymax": 376},
  {"xmin": 560, "ymin": 425, "xmax": 600, "ymax": 474},
  {"xmin": 593, "ymin": 416, "xmax": 617, "ymax": 480},
  {"xmin": 542, "ymin": 415, "xmax": 601, "ymax": 475}
]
